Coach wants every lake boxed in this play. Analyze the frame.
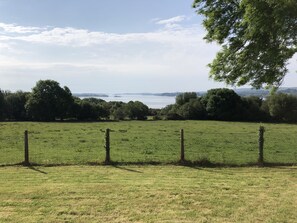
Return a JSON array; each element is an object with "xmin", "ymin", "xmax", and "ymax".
[{"xmin": 80, "ymin": 94, "xmax": 176, "ymax": 109}]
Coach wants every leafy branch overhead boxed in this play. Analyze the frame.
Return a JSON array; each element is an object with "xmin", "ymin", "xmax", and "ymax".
[{"xmin": 193, "ymin": 0, "xmax": 297, "ymax": 89}]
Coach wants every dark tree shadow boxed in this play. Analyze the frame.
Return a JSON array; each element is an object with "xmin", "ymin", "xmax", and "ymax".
[
  {"xmin": 27, "ymin": 165, "xmax": 47, "ymax": 174},
  {"xmin": 0, "ymin": 161, "xmax": 295, "ymax": 169},
  {"xmin": 111, "ymin": 165, "xmax": 143, "ymax": 173}
]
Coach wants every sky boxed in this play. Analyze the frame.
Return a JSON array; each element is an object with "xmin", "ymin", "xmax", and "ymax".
[{"xmin": 0, "ymin": 0, "xmax": 296, "ymax": 93}]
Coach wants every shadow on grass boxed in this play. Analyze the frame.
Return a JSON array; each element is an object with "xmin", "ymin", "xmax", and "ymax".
[
  {"xmin": 0, "ymin": 160, "xmax": 296, "ymax": 168},
  {"xmin": 177, "ymin": 160, "xmax": 297, "ymax": 168},
  {"xmin": 27, "ymin": 165, "xmax": 47, "ymax": 174},
  {"xmin": 111, "ymin": 165, "xmax": 143, "ymax": 173}
]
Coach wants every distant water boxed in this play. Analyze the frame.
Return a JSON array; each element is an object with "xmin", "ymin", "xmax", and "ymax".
[{"xmin": 81, "ymin": 94, "xmax": 176, "ymax": 109}]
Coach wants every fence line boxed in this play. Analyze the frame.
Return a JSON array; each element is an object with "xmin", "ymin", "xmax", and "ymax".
[
  {"xmin": 24, "ymin": 130, "xmax": 29, "ymax": 166},
  {"xmin": 1, "ymin": 125, "xmax": 296, "ymax": 166},
  {"xmin": 180, "ymin": 129, "xmax": 185, "ymax": 162},
  {"xmin": 104, "ymin": 128, "xmax": 110, "ymax": 164},
  {"xmin": 258, "ymin": 126, "xmax": 265, "ymax": 165}
]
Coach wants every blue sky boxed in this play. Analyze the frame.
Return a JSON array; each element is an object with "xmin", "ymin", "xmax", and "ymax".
[{"xmin": 0, "ymin": 0, "xmax": 296, "ymax": 93}]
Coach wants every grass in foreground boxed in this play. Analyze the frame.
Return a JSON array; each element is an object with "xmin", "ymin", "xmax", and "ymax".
[
  {"xmin": 0, "ymin": 121, "xmax": 297, "ymax": 165},
  {"xmin": 0, "ymin": 166, "xmax": 296, "ymax": 222}
]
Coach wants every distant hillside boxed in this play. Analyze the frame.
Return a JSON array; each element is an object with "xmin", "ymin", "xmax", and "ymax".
[
  {"xmin": 73, "ymin": 87, "xmax": 297, "ymax": 99},
  {"xmin": 73, "ymin": 93, "xmax": 108, "ymax": 97},
  {"xmin": 120, "ymin": 92, "xmax": 180, "ymax": 97},
  {"xmin": 233, "ymin": 87, "xmax": 297, "ymax": 97},
  {"xmin": 199, "ymin": 87, "xmax": 297, "ymax": 97},
  {"xmin": 153, "ymin": 87, "xmax": 297, "ymax": 97}
]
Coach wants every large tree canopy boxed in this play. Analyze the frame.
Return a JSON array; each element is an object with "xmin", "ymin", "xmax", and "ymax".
[
  {"xmin": 193, "ymin": 0, "xmax": 297, "ymax": 88},
  {"xmin": 26, "ymin": 80, "xmax": 74, "ymax": 121}
]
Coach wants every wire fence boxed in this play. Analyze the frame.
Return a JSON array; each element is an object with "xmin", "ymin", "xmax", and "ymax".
[{"xmin": 1, "ymin": 124, "xmax": 297, "ymax": 166}]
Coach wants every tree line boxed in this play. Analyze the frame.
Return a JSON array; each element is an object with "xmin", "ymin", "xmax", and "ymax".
[
  {"xmin": 1, "ymin": 80, "xmax": 297, "ymax": 123},
  {"xmin": 0, "ymin": 80, "xmax": 149, "ymax": 121},
  {"xmin": 159, "ymin": 89, "xmax": 297, "ymax": 123}
]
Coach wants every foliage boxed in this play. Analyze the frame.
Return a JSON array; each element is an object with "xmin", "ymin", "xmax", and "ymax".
[
  {"xmin": 160, "ymin": 89, "xmax": 297, "ymax": 122},
  {"xmin": 202, "ymin": 88, "xmax": 244, "ymax": 120},
  {"xmin": 2, "ymin": 80, "xmax": 297, "ymax": 122},
  {"xmin": 193, "ymin": 0, "xmax": 297, "ymax": 88},
  {"xmin": 160, "ymin": 104, "xmax": 183, "ymax": 120},
  {"xmin": 109, "ymin": 101, "xmax": 126, "ymax": 120},
  {"xmin": 107, "ymin": 101, "xmax": 150, "ymax": 120},
  {"xmin": 125, "ymin": 101, "xmax": 149, "ymax": 120},
  {"xmin": 241, "ymin": 96, "xmax": 269, "ymax": 121},
  {"xmin": 25, "ymin": 80, "xmax": 74, "ymax": 121},
  {"xmin": 4, "ymin": 91, "xmax": 30, "ymax": 121},
  {"xmin": 160, "ymin": 90, "xmax": 269, "ymax": 121},
  {"xmin": 112, "ymin": 107, "xmax": 126, "ymax": 120},
  {"xmin": 81, "ymin": 97, "xmax": 106, "ymax": 104},
  {"xmin": 177, "ymin": 98, "xmax": 206, "ymax": 120},
  {"xmin": 74, "ymin": 98, "xmax": 110, "ymax": 121},
  {"xmin": 175, "ymin": 92, "xmax": 198, "ymax": 105},
  {"xmin": 161, "ymin": 96, "xmax": 206, "ymax": 120},
  {"xmin": 76, "ymin": 101, "xmax": 99, "ymax": 120},
  {"xmin": 265, "ymin": 93, "xmax": 297, "ymax": 122},
  {"xmin": 148, "ymin": 108, "xmax": 161, "ymax": 116}
]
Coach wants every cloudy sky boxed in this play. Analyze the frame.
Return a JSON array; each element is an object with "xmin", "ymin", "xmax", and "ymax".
[{"xmin": 0, "ymin": 0, "xmax": 296, "ymax": 93}]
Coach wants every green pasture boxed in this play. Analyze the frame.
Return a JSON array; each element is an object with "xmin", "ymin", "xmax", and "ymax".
[
  {"xmin": 0, "ymin": 166, "xmax": 296, "ymax": 222},
  {"xmin": 0, "ymin": 121, "xmax": 297, "ymax": 165}
]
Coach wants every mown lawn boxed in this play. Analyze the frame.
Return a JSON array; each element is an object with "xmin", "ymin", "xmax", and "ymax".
[
  {"xmin": 0, "ymin": 121, "xmax": 297, "ymax": 165},
  {"xmin": 0, "ymin": 166, "xmax": 296, "ymax": 222}
]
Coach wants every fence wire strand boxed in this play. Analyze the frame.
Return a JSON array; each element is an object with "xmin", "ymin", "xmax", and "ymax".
[{"xmin": 1, "ymin": 124, "xmax": 297, "ymax": 165}]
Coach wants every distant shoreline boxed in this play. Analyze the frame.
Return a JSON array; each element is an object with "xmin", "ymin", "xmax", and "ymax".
[
  {"xmin": 74, "ymin": 94, "xmax": 177, "ymax": 109},
  {"xmin": 73, "ymin": 87, "xmax": 297, "ymax": 99},
  {"xmin": 73, "ymin": 93, "xmax": 179, "ymax": 98}
]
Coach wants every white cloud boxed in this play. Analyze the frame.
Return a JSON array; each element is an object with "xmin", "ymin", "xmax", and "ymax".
[
  {"xmin": 155, "ymin": 16, "xmax": 188, "ymax": 29},
  {"xmin": 0, "ymin": 23, "xmax": 201, "ymax": 47},
  {"xmin": 155, "ymin": 16, "xmax": 187, "ymax": 25},
  {"xmin": 1, "ymin": 17, "xmax": 296, "ymax": 93},
  {"xmin": 0, "ymin": 22, "xmax": 43, "ymax": 34},
  {"xmin": 0, "ymin": 15, "xmax": 199, "ymax": 47},
  {"xmin": 0, "ymin": 18, "xmax": 223, "ymax": 92}
]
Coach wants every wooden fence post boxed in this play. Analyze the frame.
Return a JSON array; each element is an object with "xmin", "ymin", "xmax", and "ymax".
[
  {"xmin": 24, "ymin": 130, "xmax": 29, "ymax": 166},
  {"xmin": 105, "ymin": 128, "xmax": 110, "ymax": 163},
  {"xmin": 180, "ymin": 129, "xmax": 185, "ymax": 162},
  {"xmin": 258, "ymin": 126, "xmax": 265, "ymax": 165}
]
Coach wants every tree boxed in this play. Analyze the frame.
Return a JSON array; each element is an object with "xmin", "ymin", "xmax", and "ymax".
[
  {"xmin": 109, "ymin": 102, "xmax": 126, "ymax": 120},
  {"xmin": 4, "ymin": 91, "xmax": 30, "ymax": 120},
  {"xmin": 193, "ymin": 0, "xmax": 297, "ymax": 89},
  {"xmin": 202, "ymin": 88, "xmax": 243, "ymax": 120},
  {"xmin": 175, "ymin": 92, "xmax": 198, "ymax": 105},
  {"xmin": 160, "ymin": 104, "xmax": 183, "ymax": 120},
  {"xmin": 81, "ymin": 98, "xmax": 110, "ymax": 119},
  {"xmin": 125, "ymin": 101, "xmax": 149, "ymax": 120},
  {"xmin": 58, "ymin": 86, "xmax": 75, "ymax": 120},
  {"xmin": 26, "ymin": 80, "xmax": 74, "ymax": 121},
  {"xmin": 241, "ymin": 96, "xmax": 269, "ymax": 121},
  {"xmin": 76, "ymin": 100, "xmax": 99, "ymax": 121},
  {"xmin": 111, "ymin": 107, "xmax": 126, "ymax": 120},
  {"xmin": 265, "ymin": 93, "xmax": 297, "ymax": 122},
  {"xmin": 177, "ymin": 98, "xmax": 206, "ymax": 120}
]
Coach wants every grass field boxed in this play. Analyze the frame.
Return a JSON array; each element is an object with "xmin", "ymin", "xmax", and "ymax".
[
  {"xmin": 1, "ymin": 121, "xmax": 297, "ymax": 165},
  {"xmin": 0, "ymin": 165, "xmax": 296, "ymax": 222},
  {"xmin": 1, "ymin": 121, "xmax": 296, "ymax": 222}
]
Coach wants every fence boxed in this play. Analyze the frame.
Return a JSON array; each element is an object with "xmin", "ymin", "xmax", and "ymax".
[{"xmin": 1, "ymin": 123, "xmax": 297, "ymax": 166}]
